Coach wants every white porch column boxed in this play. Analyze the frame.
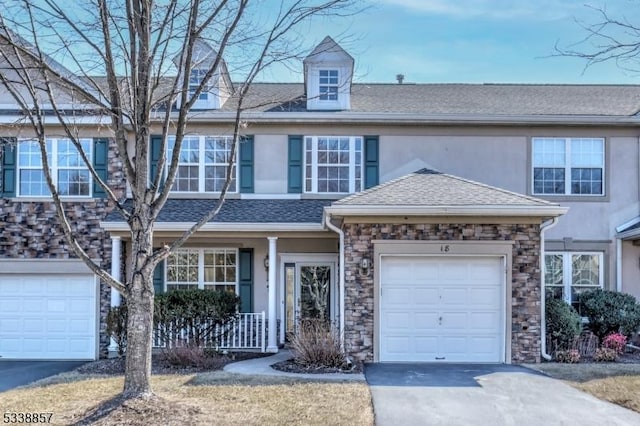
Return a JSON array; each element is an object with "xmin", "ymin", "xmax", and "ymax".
[
  {"xmin": 267, "ymin": 236, "xmax": 278, "ymax": 353},
  {"xmin": 108, "ymin": 236, "xmax": 122, "ymax": 353}
]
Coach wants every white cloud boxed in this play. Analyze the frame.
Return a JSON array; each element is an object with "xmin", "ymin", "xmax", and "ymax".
[{"xmin": 377, "ymin": 0, "xmax": 587, "ymax": 21}]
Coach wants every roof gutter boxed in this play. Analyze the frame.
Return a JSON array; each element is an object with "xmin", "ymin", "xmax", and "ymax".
[
  {"xmin": 324, "ymin": 205, "xmax": 569, "ymax": 217},
  {"xmin": 100, "ymin": 221, "xmax": 325, "ymax": 232},
  {"xmin": 180, "ymin": 111, "xmax": 640, "ymax": 126}
]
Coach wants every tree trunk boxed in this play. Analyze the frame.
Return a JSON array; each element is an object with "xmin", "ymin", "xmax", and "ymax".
[{"xmin": 123, "ymin": 223, "xmax": 155, "ymax": 399}]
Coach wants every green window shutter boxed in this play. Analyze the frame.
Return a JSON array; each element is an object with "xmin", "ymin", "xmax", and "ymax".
[
  {"xmin": 153, "ymin": 260, "xmax": 165, "ymax": 295},
  {"xmin": 238, "ymin": 248, "xmax": 253, "ymax": 313},
  {"xmin": 149, "ymin": 135, "xmax": 164, "ymax": 190},
  {"xmin": 1, "ymin": 138, "xmax": 17, "ymax": 197},
  {"xmin": 288, "ymin": 135, "xmax": 303, "ymax": 193},
  {"xmin": 364, "ymin": 135, "xmax": 379, "ymax": 189},
  {"xmin": 239, "ymin": 135, "xmax": 254, "ymax": 193},
  {"xmin": 93, "ymin": 138, "xmax": 109, "ymax": 198}
]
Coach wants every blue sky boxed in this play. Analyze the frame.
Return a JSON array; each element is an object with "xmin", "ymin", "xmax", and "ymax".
[{"xmin": 274, "ymin": 0, "xmax": 640, "ymax": 84}]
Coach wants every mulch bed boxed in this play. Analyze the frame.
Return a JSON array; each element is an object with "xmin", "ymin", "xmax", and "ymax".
[
  {"xmin": 271, "ymin": 359, "xmax": 362, "ymax": 374},
  {"xmin": 76, "ymin": 351, "xmax": 271, "ymax": 376}
]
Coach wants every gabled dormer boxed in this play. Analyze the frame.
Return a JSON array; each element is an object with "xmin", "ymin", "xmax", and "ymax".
[
  {"xmin": 174, "ymin": 39, "xmax": 233, "ymax": 110},
  {"xmin": 303, "ymin": 36, "xmax": 354, "ymax": 111}
]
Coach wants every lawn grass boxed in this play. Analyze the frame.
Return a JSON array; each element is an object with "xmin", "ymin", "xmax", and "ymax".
[
  {"xmin": 0, "ymin": 375, "xmax": 373, "ymax": 425},
  {"xmin": 526, "ymin": 363, "xmax": 640, "ymax": 414}
]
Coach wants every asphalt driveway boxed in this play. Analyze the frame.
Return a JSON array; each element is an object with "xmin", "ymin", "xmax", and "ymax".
[
  {"xmin": 0, "ymin": 361, "xmax": 86, "ymax": 392},
  {"xmin": 365, "ymin": 363, "xmax": 640, "ymax": 426}
]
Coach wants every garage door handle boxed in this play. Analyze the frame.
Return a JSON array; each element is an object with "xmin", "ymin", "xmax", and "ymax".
[
  {"xmin": 435, "ymin": 357, "xmax": 446, "ymax": 360},
  {"xmin": 438, "ymin": 316, "xmax": 442, "ymax": 325}
]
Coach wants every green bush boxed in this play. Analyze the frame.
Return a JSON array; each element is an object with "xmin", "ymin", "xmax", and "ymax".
[
  {"xmin": 106, "ymin": 304, "xmax": 127, "ymax": 356},
  {"xmin": 580, "ymin": 289, "xmax": 640, "ymax": 339},
  {"xmin": 154, "ymin": 289, "xmax": 240, "ymax": 348},
  {"xmin": 546, "ymin": 297, "xmax": 582, "ymax": 354}
]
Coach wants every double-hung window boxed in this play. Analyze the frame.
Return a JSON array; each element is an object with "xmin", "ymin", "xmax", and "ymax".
[
  {"xmin": 166, "ymin": 248, "xmax": 237, "ymax": 292},
  {"xmin": 544, "ymin": 252, "xmax": 603, "ymax": 315},
  {"xmin": 189, "ymin": 69, "xmax": 208, "ymax": 101},
  {"xmin": 168, "ymin": 135, "xmax": 236, "ymax": 193},
  {"xmin": 17, "ymin": 138, "xmax": 92, "ymax": 197},
  {"xmin": 304, "ymin": 136, "xmax": 362, "ymax": 193},
  {"xmin": 319, "ymin": 69, "xmax": 339, "ymax": 101},
  {"xmin": 532, "ymin": 137, "xmax": 604, "ymax": 196}
]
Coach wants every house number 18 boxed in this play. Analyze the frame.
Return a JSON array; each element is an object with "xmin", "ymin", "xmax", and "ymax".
[{"xmin": 440, "ymin": 245, "xmax": 450, "ymax": 252}]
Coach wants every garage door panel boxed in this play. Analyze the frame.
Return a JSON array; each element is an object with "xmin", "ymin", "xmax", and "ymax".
[
  {"xmin": 0, "ymin": 274, "xmax": 96, "ymax": 360},
  {"xmin": 414, "ymin": 312, "xmax": 439, "ymax": 329},
  {"xmin": 471, "ymin": 287, "xmax": 500, "ymax": 305},
  {"xmin": 441, "ymin": 312, "xmax": 467, "ymax": 329},
  {"xmin": 380, "ymin": 256, "xmax": 503, "ymax": 363},
  {"xmin": 385, "ymin": 312, "xmax": 411, "ymax": 329},
  {"xmin": 383, "ymin": 287, "xmax": 410, "ymax": 304},
  {"xmin": 441, "ymin": 288, "xmax": 468, "ymax": 305},
  {"xmin": 470, "ymin": 312, "xmax": 500, "ymax": 329}
]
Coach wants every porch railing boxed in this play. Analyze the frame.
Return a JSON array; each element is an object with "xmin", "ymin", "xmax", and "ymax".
[{"xmin": 152, "ymin": 311, "xmax": 266, "ymax": 352}]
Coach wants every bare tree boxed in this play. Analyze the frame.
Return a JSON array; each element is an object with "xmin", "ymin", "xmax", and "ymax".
[
  {"xmin": 0, "ymin": 0, "xmax": 358, "ymax": 401},
  {"xmin": 555, "ymin": 4, "xmax": 640, "ymax": 73}
]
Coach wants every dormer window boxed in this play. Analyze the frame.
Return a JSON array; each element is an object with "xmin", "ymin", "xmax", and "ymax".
[
  {"xmin": 303, "ymin": 36, "xmax": 354, "ymax": 111},
  {"xmin": 189, "ymin": 69, "xmax": 208, "ymax": 101},
  {"xmin": 319, "ymin": 70, "xmax": 339, "ymax": 101}
]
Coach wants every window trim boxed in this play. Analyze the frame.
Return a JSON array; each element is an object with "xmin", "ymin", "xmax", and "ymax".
[
  {"xmin": 16, "ymin": 137, "xmax": 93, "ymax": 198},
  {"xmin": 303, "ymin": 135, "xmax": 363, "ymax": 194},
  {"xmin": 165, "ymin": 248, "xmax": 239, "ymax": 292},
  {"xmin": 544, "ymin": 251, "xmax": 604, "ymax": 309},
  {"xmin": 531, "ymin": 137, "xmax": 605, "ymax": 197},
  {"xmin": 167, "ymin": 135, "xmax": 238, "ymax": 194}
]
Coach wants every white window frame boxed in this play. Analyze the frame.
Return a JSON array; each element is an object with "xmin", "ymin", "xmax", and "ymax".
[
  {"xmin": 189, "ymin": 69, "xmax": 209, "ymax": 101},
  {"xmin": 532, "ymin": 137, "xmax": 605, "ymax": 196},
  {"xmin": 319, "ymin": 69, "xmax": 339, "ymax": 101},
  {"xmin": 167, "ymin": 135, "xmax": 237, "ymax": 193},
  {"xmin": 17, "ymin": 138, "xmax": 93, "ymax": 198},
  {"xmin": 165, "ymin": 248, "xmax": 238, "ymax": 292},
  {"xmin": 303, "ymin": 136, "xmax": 363, "ymax": 194},
  {"xmin": 544, "ymin": 251, "xmax": 604, "ymax": 310}
]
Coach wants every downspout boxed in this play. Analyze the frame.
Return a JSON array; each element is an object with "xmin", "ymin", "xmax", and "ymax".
[
  {"xmin": 324, "ymin": 213, "xmax": 345, "ymax": 350},
  {"xmin": 616, "ymin": 238, "xmax": 623, "ymax": 292},
  {"xmin": 540, "ymin": 217, "xmax": 559, "ymax": 361}
]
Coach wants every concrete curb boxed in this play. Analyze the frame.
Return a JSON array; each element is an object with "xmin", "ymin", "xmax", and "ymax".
[{"xmin": 223, "ymin": 349, "xmax": 365, "ymax": 382}]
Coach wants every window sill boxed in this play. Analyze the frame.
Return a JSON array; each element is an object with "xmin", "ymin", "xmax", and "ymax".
[{"xmin": 531, "ymin": 194, "xmax": 609, "ymax": 203}]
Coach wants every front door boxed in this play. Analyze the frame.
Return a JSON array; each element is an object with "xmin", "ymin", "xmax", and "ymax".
[{"xmin": 284, "ymin": 263, "xmax": 333, "ymax": 337}]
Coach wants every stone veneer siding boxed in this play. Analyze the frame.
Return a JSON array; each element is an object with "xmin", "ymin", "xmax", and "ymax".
[
  {"xmin": 0, "ymin": 140, "xmax": 124, "ymax": 358},
  {"xmin": 342, "ymin": 223, "xmax": 542, "ymax": 364}
]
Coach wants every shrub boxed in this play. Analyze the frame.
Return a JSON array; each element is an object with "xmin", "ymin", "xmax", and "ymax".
[
  {"xmin": 154, "ymin": 289, "xmax": 240, "ymax": 348},
  {"xmin": 593, "ymin": 347, "xmax": 618, "ymax": 362},
  {"xmin": 106, "ymin": 304, "xmax": 127, "ymax": 356},
  {"xmin": 555, "ymin": 349, "xmax": 581, "ymax": 363},
  {"xmin": 160, "ymin": 344, "xmax": 223, "ymax": 370},
  {"xmin": 602, "ymin": 333, "xmax": 627, "ymax": 355},
  {"xmin": 580, "ymin": 289, "xmax": 640, "ymax": 339},
  {"xmin": 546, "ymin": 297, "xmax": 582, "ymax": 353},
  {"xmin": 289, "ymin": 319, "xmax": 347, "ymax": 368}
]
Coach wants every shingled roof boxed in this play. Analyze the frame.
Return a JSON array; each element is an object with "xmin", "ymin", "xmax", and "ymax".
[
  {"xmin": 327, "ymin": 169, "xmax": 567, "ymax": 217},
  {"xmin": 220, "ymin": 83, "xmax": 640, "ymax": 117},
  {"xmin": 104, "ymin": 199, "xmax": 332, "ymax": 224}
]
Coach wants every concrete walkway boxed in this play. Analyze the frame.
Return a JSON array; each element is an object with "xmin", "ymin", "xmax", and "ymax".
[
  {"xmin": 365, "ymin": 363, "xmax": 640, "ymax": 426},
  {"xmin": 223, "ymin": 350, "xmax": 365, "ymax": 381}
]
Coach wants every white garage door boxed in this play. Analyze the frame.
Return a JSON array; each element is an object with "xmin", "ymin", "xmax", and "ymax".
[
  {"xmin": 0, "ymin": 274, "xmax": 97, "ymax": 360},
  {"xmin": 380, "ymin": 256, "xmax": 504, "ymax": 363}
]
